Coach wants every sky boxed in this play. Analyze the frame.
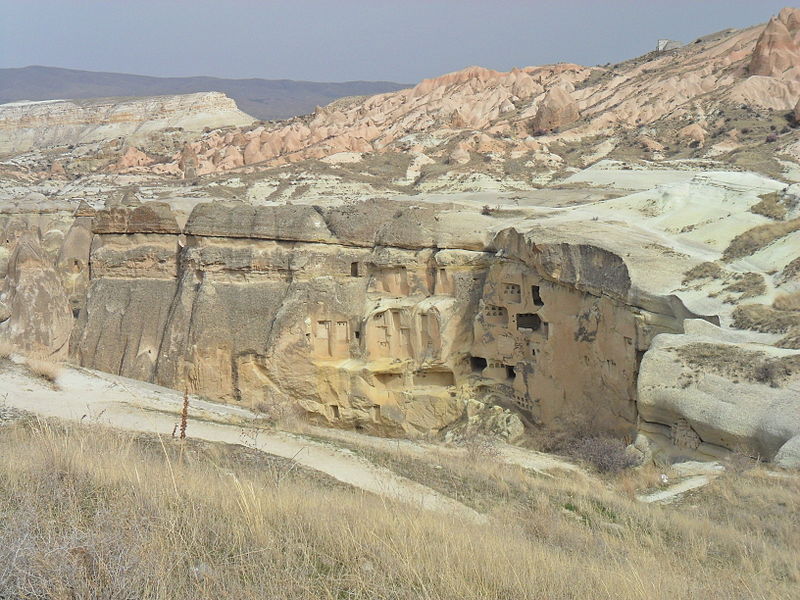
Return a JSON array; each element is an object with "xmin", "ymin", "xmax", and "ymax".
[{"xmin": 0, "ymin": 1, "xmax": 791, "ymax": 83}]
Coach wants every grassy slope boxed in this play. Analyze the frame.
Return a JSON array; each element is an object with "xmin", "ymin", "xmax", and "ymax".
[{"xmin": 0, "ymin": 418, "xmax": 797, "ymax": 599}]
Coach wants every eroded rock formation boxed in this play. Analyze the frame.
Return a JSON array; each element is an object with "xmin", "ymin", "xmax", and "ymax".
[{"xmin": 31, "ymin": 200, "xmax": 698, "ymax": 439}]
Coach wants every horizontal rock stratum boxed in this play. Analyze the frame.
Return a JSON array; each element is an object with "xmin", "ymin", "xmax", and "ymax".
[{"xmin": 0, "ymin": 92, "xmax": 254, "ymax": 155}]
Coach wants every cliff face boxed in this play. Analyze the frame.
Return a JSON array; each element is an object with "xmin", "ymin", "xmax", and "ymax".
[
  {"xmin": 1, "ymin": 191, "xmax": 799, "ymax": 462},
  {"xmin": 55, "ymin": 201, "xmax": 684, "ymax": 437},
  {"xmin": 0, "ymin": 92, "xmax": 254, "ymax": 155}
]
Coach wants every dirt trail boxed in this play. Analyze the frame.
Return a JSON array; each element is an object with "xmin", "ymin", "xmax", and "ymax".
[{"xmin": 0, "ymin": 362, "xmax": 485, "ymax": 523}]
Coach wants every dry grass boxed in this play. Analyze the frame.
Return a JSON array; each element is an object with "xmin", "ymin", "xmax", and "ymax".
[
  {"xmin": 0, "ymin": 340, "xmax": 14, "ymax": 359},
  {"xmin": 777, "ymin": 327, "xmax": 800, "ymax": 349},
  {"xmin": 0, "ymin": 419, "xmax": 798, "ymax": 599},
  {"xmin": 781, "ymin": 256, "xmax": 800, "ymax": 282},
  {"xmin": 774, "ymin": 291, "xmax": 800, "ymax": 312},
  {"xmin": 721, "ymin": 272, "xmax": 766, "ymax": 300},
  {"xmin": 676, "ymin": 342, "xmax": 800, "ymax": 387},
  {"xmin": 750, "ymin": 192, "xmax": 788, "ymax": 220},
  {"xmin": 25, "ymin": 355, "xmax": 63, "ymax": 385},
  {"xmin": 682, "ymin": 261, "xmax": 724, "ymax": 285},
  {"xmin": 723, "ymin": 218, "xmax": 800, "ymax": 261},
  {"xmin": 732, "ymin": 303, "xmax": 800, "ymax": 334}
]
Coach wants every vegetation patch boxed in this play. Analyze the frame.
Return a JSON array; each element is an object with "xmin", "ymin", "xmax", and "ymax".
[
  {"xmin": 722, "ymin": 218, "xmax": 800, "ymax": 261},
  {"xmin": 721, "ymin": 272, "xmax": 766, "ymax": 300},
  {"xmin": 777, "ymin": 327, "xmax": 800, "ymax": 349},
  {"xmin": 750, "ymin": 192, "xmax": 788, "ymax": 220},
  {"xmin": 682, "ymin": 261, "xmax": 724, "ymax": 285},
  {"xmin": 676, "ymin": 342, "xmax": 800, "ymax": 387},
  {"xmin": 25, "ymin": 356, "xmax": 63, "ymax": 386},
  {"xmin": 732, "ymin": 304, "xmax": 800, "ymax": 334},
  {"xmin": 0, "ymin": 419, "xmax": 798, "ymax": 598},
  {"xmin": 773, "ymin": 292, "xmax": 800, "ymax": 312},
  {"xmin": 780, "ymin": 256, "xmax": 800, "ymax": 282}
]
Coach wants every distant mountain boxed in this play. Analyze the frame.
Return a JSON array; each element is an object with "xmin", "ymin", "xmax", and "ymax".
[{"xmin": 0, "ymin": 66, "xmax": 411, "ymax": 120}]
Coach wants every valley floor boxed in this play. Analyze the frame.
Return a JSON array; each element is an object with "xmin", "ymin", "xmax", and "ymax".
[{"xmin": 1, "ymin": 357, "xmax": 799, "ymax": 598}]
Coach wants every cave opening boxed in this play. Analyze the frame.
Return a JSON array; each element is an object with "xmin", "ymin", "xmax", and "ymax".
[
  {"xmin": 517, "ymin": 313, "xmax": 541, "ymax": 330},
  {"xmin": 505, "ymin": 364, "xmax": 516, "ymax": 380},
  {"xmin": 531, "ymin": 285, "xmax": 544, "ymax": 306},
  {"xmin": 469, "ymin": 356, "xmax": 488, "ymax": 373},
  {"xmin": 350, "ymin": 262, "xmax": 360, "ymax": 277}
]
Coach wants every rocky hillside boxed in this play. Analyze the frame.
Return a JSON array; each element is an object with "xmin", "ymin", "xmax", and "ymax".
[{"xmin": 86, "ymin": 7, "xmax": 799, "ymax": 184}]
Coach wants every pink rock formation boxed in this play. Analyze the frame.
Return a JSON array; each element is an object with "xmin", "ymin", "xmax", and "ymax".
[
  {"xmin": 749, "ymin": 7, "xmax": 800, "ymax": 78},
  {"xmin": 114, "ymin": 146, "xmax": 154, "ymax": 171},
  {"xmin": 71, "ymin": 7, "xmax": 795, "ymax": 180},
  {"xmin": 529, "ymin": 87, "xmax": 579, "ymax": 132},
  {"xmin": 678, "ymin": 124, "xmax": 707, "ymax": 147}
]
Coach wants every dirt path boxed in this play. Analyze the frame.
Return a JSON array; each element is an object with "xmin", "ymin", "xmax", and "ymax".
[
  {"xmin": 636, "ymin": 475, "xmax": 713, "ymax": 504},
  {"xmin": 0, "ymin": 361, "xmax": 485, "ymax": 523},
  {"xmin": 300, "ymin": 425, "xmax": 584, "ymax": 479}
]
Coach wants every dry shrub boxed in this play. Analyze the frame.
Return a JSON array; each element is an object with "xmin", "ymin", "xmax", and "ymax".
[
  {"xmin": 682, "ymin": 261, "xmax": 724, "ymax": 284},
  {"xmin": 0, "ymin": 340, "xmax": 14, "ymax": 359},
  {"xmin": 722, "ymin": 218, "xmax": 800, "ymax": 261},
  {"xmin": 565, "ymin": 436, "xmax": 639, "ymax": 473},
  {"xmin": 526, "ymin": 414, "xmax": 638, "ymax": 473},
  {"xmin": 26, "ymin": 356, "xmax": 63, "ymax": 385},
  {"xmin": 254, "ymin": 396, "xmax": 306, "ymax": 429},
  {"xmin": 456, "ymin": 431, "xmax": 501, "ymax": 461}
]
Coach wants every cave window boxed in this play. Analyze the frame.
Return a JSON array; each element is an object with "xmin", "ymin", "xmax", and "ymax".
[
  {"xmin": 354, "ymin": 330, "xmax": 360, "ymax": 339},
  {"xmin": 72, "ymin": 308, "xmax": 80, "ymax": 319},
  {"xmin": 516, "ymin": 313, "xmax": 541, "ymax": 330},
  {"xmin": 350, "ymin": 262, "xmax": 360, "ymax": 277},
  {"xmin": 330, "ymin": 405, "xmax": 340, "ymax": 419},
  {"xmin": 505, "ymin": 365, "xmax": 516, "ymax": 380},
  {"xmin": 503, "ymin": 283, "xmax": 521, "ymax": 302},
  {"xmin": 531, "ymin": 285, "xmax": 544, "ymax": 306},
  {"xmin": 485, "ymin": 305, "xmax": 508, "ymax": 325},
  {"xmin": 469, "ymin": 356, "xmax": 487, "ymax": 373}
]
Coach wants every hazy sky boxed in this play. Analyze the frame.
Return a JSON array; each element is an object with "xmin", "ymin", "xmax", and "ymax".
[{"xmin": 0, "ymin": 1, "xmax": 791, "ymax": 83}]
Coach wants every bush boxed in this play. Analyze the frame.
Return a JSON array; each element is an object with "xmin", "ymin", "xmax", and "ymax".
[
  {"xmin": 567, "ymin": 436, "xmax": 638, "ymax": 473},
  {"xmin": 26, "ymin": 357, "xmax": 62, "ymax": 385},
  {"xmin": 0, "ymin": 341, "xmax": 14, "ymax": 360}
]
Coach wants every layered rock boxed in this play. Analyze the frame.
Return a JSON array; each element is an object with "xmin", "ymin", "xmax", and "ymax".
[
  {"xmin": 0, "ymin": 92, "xmax": 253, "ymax": 155},
  {"xmin": 61, "ymin": 201, "xmax": 703, "ymax": 439}
]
